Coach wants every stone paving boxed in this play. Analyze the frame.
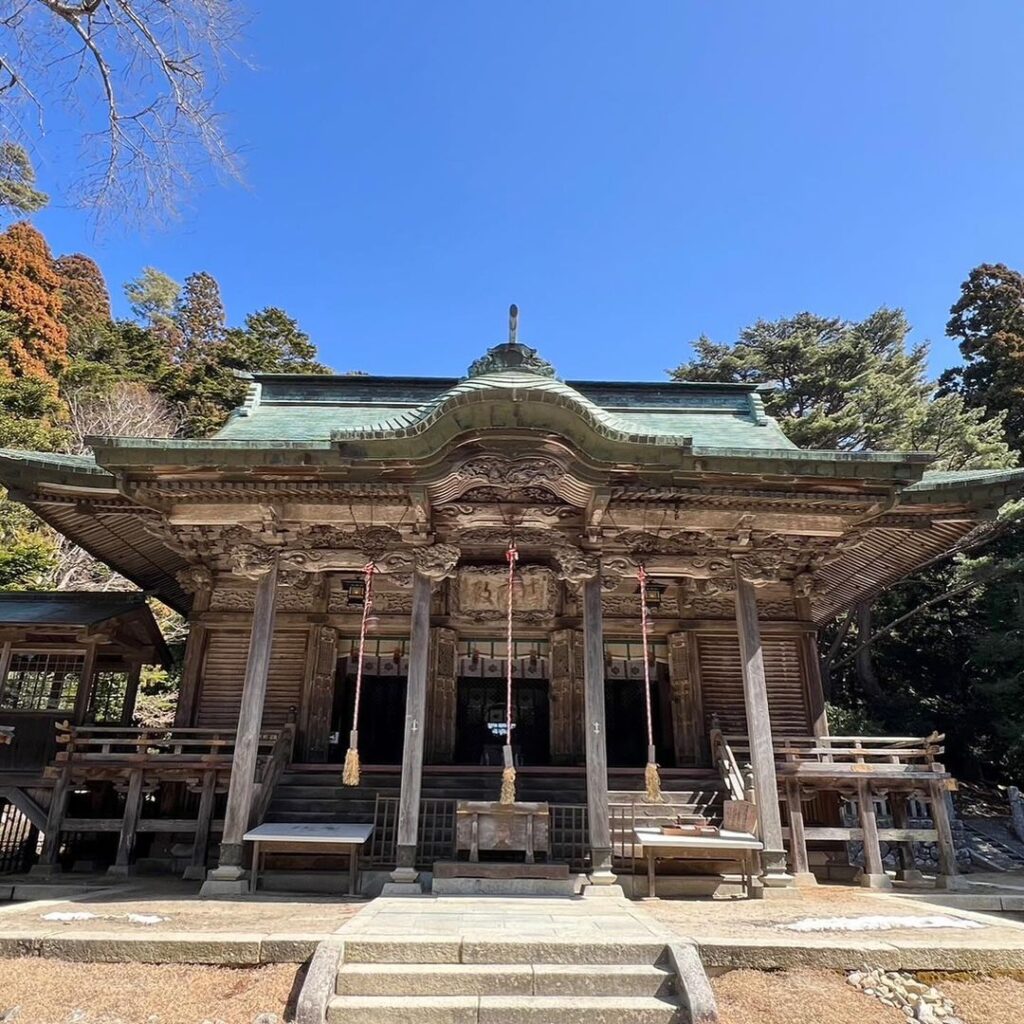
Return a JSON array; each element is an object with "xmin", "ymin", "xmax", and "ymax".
[{"xmin": 0, "ymin": 875, "xmax": 1023, "ymax": 969}]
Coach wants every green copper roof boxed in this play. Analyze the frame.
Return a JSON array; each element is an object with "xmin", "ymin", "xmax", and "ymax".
[{"xmin": 215, "ymin": 364, "xmax": 797, "ymax": 450}]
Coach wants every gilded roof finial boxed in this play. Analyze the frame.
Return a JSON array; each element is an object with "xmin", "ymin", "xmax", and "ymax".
[{"xmin": 508, "ymin": 303, "xmax": 518, "ymax": 345}]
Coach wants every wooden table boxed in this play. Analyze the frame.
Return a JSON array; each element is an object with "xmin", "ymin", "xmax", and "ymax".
[
  {"xmin": 243, "ymin": 822, "xmax": 374, "ymax": 895},
  {"xmin": 633, "ymin": 827, "xmax": 763, "ymax": 898}
]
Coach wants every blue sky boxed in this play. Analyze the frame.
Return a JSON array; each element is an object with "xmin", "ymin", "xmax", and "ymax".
[{"xmin": 30, "ymin": 2, "xmax": 1024, "ymax": 380}]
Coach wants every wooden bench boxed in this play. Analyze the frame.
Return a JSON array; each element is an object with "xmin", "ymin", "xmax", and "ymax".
[
  {"xmin": 242, "ymin": 822, "xmax": 374, "ymax": 895},
  {"xmin": 634, "ymin": 827, "xmax": 763, "ymax": 897}
]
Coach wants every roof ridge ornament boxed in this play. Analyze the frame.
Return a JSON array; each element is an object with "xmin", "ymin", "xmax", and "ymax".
[{"xmin": 466, "ymin": 304, "xmax": 558, "ymax": 379}]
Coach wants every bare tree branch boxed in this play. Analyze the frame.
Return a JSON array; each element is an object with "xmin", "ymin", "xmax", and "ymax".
[{"xmin": 1, "ymin": 0, "xmax": 245, "ymax": 221}]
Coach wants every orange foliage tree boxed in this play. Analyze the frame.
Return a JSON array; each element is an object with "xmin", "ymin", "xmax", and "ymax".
[{"xmin": 0, "ymin": 222, "xmax": 68, "ymax": 381}]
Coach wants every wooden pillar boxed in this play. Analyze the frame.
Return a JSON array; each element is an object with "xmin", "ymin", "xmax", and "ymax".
[
  {"xmin": 890, "ymin": 791, "xmax": 922, "ymax": 882},
  {"xmin": 120, "ymin": 658, "xmax": 143, "ymax": 726},
  {"xmin": 303, "ymin": 626, "xmax": 338, "ymax": 762},
  {"xmin": 800, "ymin": 631, "xmax": 829, "ymax": 740},
  {"xmin": 856, "ymin": 780, "xmax": 892, "ymax": 888},
  {"xmin": 201, "ymin": 557, "xmax": 278, "ymax": 892},
  {"xmin": 929, "ymin": 780, "xmax": 963, "ymax": 889},
  {"xmin": 734, "ymin": 571, "xmax": 792, "ymax": 889},
  {"xmin": 184, "ymin": 768, "xmax": 219, "ymax": 880},
  {"xmin": 583, "ymin": 575, "xmax": 615, "ymax": 885},
  {"xmin": 668, "ymin": 631, "xmax": 703, "ymax": 765},
  {"xmin": 174, "ymin": 566, "xmax": 213, "ymax": 727},
  {"xmin": 109, "ymin": 767, "xmax": 145, "ymax": 876},
  {"xmin": 390, "ymin": 571, "xmax": 432, "ymax": 886},
  {"xmin": 784, "ymin": 778, "xmax": 816, "ymax": 885},
  {"xmin": 426, "ymin": 627, "xmax": 457, "ymax": 763},
  {"xmin": 73, "ymin": 642, "xmax": 98, "ymax": 724},
  {"xmin": 32, "ymin": 762, "xmax": 71, "ymax": 875}
]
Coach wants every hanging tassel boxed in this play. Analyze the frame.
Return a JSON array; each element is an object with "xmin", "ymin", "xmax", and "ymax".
[
  {"xmin": 499, "ymin": 542, "xmax": 519, "ymax": 805},
  {"xmin": 342, "ymin": 729, "xmax": 361, "ymax": 786},
  {"xmin": 343, "ymin": 561, "xmax": 376, "ymax": 787},
  {"xmin": 645, "ymin": 744, "xmax": 663, "ymax": 803},
  {"xmin": 500, "ymin": 744, "xmax": 517, "ymax": 805},
  {"xmin": 639, "ymin": 566, "xmax": 664, "ymax": 802}
]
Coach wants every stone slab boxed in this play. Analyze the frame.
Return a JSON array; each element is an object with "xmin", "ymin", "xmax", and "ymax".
[
  {"xmin": 532, "ymin": 963, "xmax": 673, "ymax": 997},
  {"xmin": 459, "ymin": 939, "xmax": 669, "ymax": 965},
  {"xmin": 431, "ymin": 877, "xmax": 578, "ymax": 897},
  {"xmin": 433, "ymin": 861, "xmax": 569, "ymax": 880},
  {"xmin": 327, "ymin": 995, "xmax": 479, "ymax": 1024},
  {"xmin": 296, "ymin": 938, "xmax": 346, "ymax": 1024},
  {"xmin": 476, "ymin": 994, "xmax": 683, "ymax": 1024},
  {"xmin": 259, "ymin": 933, "xmax": 325, "ymax": 962},
  {"xmin": 38, "ymin": 931, "xmax": 263, "ymax": 964},
  {"xmin": 337, "ymin": 963, "xmax": 534, "ymax": 997},
  {"xmin": 343, "ymin": 938, "xmax": 463, "ymax": 964}
]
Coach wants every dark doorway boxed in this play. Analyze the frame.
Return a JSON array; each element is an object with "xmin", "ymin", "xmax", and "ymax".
[
  {"xmin": 604, "ymin": 674, "xmax": 674, "ymax": 768},
  {"xmin": 455, "ymin": 678, "xmax": 550, "ymax": 766},
  {"xmin": 330, "ymin": 670, "xmax": 407, "ymax": 765}
]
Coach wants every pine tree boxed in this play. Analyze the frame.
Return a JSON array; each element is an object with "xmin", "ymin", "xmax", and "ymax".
[
  {"xmin": 174, "ymin": 270, "xmax": 225, "ymax": 362},
  {"xmin": 0, "ymin": 143, "xmax": 47, "ymax": 219},
  {"xmin": 940, "ymin": 263, "xmax": 1024, "ymax": 452}
]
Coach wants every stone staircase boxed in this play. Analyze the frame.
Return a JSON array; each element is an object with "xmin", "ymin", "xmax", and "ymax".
[
  {"xmin": 326, "ymin": 937, "xmax": 699, "ymax": 1023},
  {"xmin": 265, "ymin": 765, "xmax": 725, "ymax": 825}
]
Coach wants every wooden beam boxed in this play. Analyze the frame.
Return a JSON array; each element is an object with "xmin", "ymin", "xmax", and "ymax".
[
  {"xmin": 784, "ymin": 778, "xmax": 813, "ymax": 882},
  {"xmin": 856, "ymin": 780, "xmax": 892, "ymax": 889},
  {"xmin": 929, "ymin": 779, "xmax": 961, "ymax": 887},
  {"xmin": 109, "ymin": 767, "xmax": 145, "ymax": 876},
  {"xmin": 583, "ymin": 574, "xmax": 615, "ymax": 885},
  {"xmin": 121, "ymin": 659, "xmax": 143, "ymax": 727},
  {"xmin": 203, "ymin": 557, "xmax": 278, "ymax": 887},
  {"xmin": 184, "ymin": 768, "xmax": 218, "ymax": 879},
  {"xmin": 734, "ymin": 571, "xmax": 792, "ymax": 889},
  {"xmin": 391, "ymin": 570, "xmax": 432, "ymax": 884},
  {"xmin": 32, "ymin": 761, "xmax": 71, "ymax": 874}
]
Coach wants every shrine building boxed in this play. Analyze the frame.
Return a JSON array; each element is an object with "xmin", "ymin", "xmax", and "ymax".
[{"xmin": 0, "ymin": 327, "xmax": 1021, "ymax": 894}]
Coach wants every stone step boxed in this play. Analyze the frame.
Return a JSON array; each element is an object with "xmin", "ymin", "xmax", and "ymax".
[
  {"xmin": 326, "ymin": 994, "xmax": 685, "ymax": 1023},
  {"xmin": 431, "ymin": 876, "xmax": 581, "ymax": 896},
  {"xmin": 335, "ymin": 962, "xmax": 675, "ymax": 998},
  {"xmin": 342, "ymin": 939, "xmax": 669, "ymax": 965}
]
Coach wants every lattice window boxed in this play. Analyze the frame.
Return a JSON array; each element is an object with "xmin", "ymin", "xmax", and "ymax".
[
  {"xmin": 0, "ymin": 652, "xmax": 84, "ymax": 712},
  {"xmin": 90, "ymin": 671, "xmax": 129, "ymax": 723}
]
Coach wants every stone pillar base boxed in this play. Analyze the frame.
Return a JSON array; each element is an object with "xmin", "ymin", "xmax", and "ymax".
[
  {"xmin": 791, "ymin": 871, "xmax": 819, "ymax": 887},
  {"xmin": 181, "ymin": 865, "xmax": 207, "ymax": 881},
  {"xmin": 935, "ymin": 873, "xmax": 970, "ymax": 891},
  {"xmin": 199, "ymin": 863, "xmax": 249, "ymax": 897},
  {"xmin": 380, "ymin": 881, "xmax": 428, "ymax": 896},
  {"xmin": 895, "ymin": 868, "xmax": 926, "ymax": 885},
  {"xmin": 106, "ymin": 864, "xmax": 135, "ymax": 878},
  {"xmin": 29, "ymin": 863, "xmax": 61, "ymax": 877},
  {"xmin": 859, "ymin": 872, "xmax": 894, "ymax": 890},
  {"xmin": 582, "ymin": 882, "xmax": 625, "ymax": 899}
]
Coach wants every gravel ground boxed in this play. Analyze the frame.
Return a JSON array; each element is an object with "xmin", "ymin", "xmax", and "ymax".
[
  {"xmin": 0, "ymin": 959, "xmax": 302, "ymax": 1023},
  {"xmin": 713, "ymin": 969, "xmax": 1024, "ymax": 1024}
]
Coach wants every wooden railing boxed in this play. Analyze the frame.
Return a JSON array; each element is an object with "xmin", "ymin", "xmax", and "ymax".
[
  {"xmin": 250, "ymin": 722, "xmax": 297, "ymax": 827},
  {"xmin": 709, "ymin": 719, "xmax": 747, "ymax": 802},
  {"xmin": 723, "ymin": 732, "xmax": 946, "ymax": 777},
  {"xmin": 38, "ymin": 719, "xmax": 296, "ymax": 878},
  {"xmin": 51, "ymin": 724, "xmax": 286, "ymax": 767}
]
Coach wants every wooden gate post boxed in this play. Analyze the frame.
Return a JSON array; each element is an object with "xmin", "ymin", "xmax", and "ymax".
[
  {"xmin": 856, "ymin": 780, "xmax": 892, "ymax": 889},
  {"xmin": 109, "ymin": 767, "xmax": 145, "ymax": 876}
]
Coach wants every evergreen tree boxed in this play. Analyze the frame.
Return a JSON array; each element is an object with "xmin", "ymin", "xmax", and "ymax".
[
  {"xmin": 124, "ymin": 267, "xmax": 182, "ymax": 354},
  {"xmin": 174, "ymin": 270, "xmax": 225, "ymax": 362},
  {"xmin": 940, "ymin": 263, "xmax": 1024, "ymax": 453},
  {"xmin": 55, "ymin": 253, "xmax": 112, "ymax": 357},
  {"xmin": 0, "ymin": 143, "xmax": 47, "ymax": 219}
]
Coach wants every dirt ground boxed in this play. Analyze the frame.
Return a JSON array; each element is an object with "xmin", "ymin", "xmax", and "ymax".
[
  {"xmin": 713, "ymin": 969, "xmax": 1024, "ymax": 1024},
  {"xmin": 0, "ymin": 959, "xmax": 302, "ymax": 1024}
]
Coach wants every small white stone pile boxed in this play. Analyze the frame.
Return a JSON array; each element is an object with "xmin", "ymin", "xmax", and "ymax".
[{"xmin": 846, "ymin": 969, "xmax": 963, "ymax": 1023}]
